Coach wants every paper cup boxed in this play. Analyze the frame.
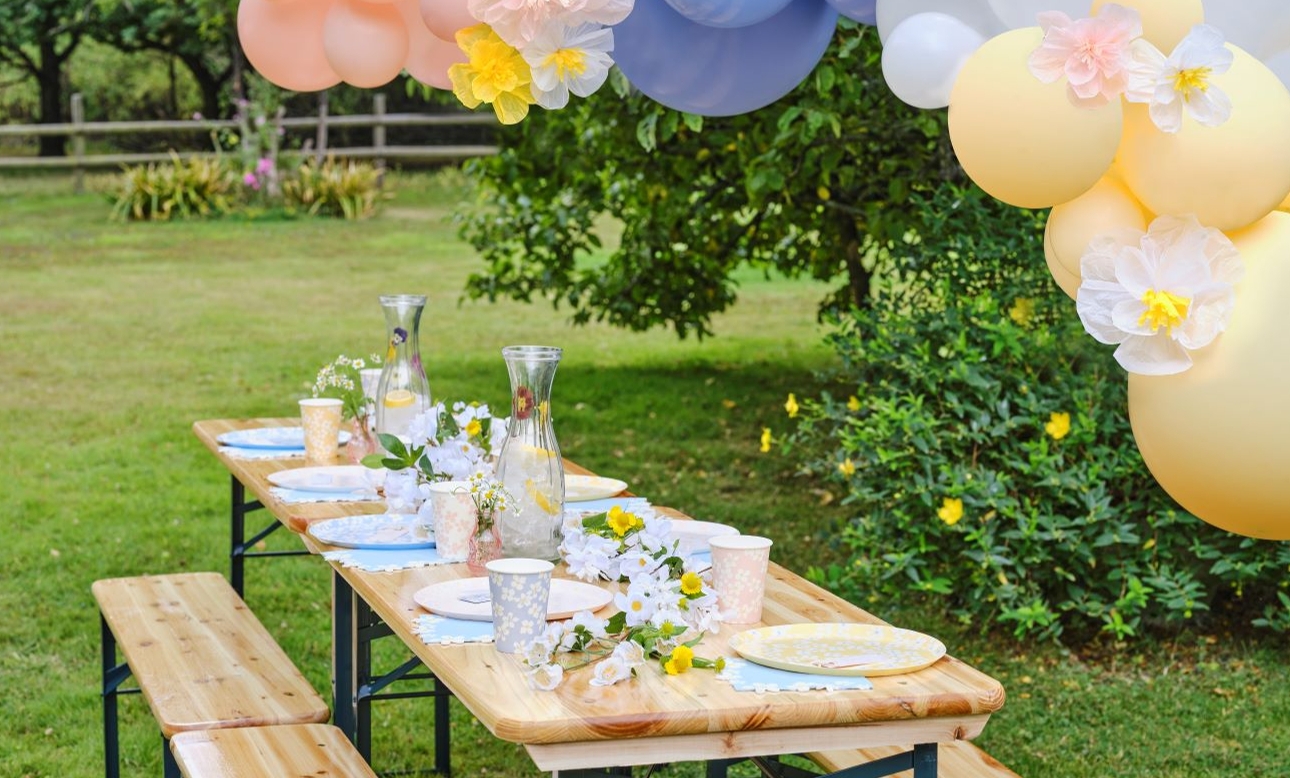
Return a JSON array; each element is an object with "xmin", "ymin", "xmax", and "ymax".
[
  {"xmin": 299, "ymin": 398, "xmax": 343, "ymax": 464},
  {"xmin": 428, "ymin": 481, "xmax": 475, "ymax": 561},
  {"xmin": 708, "ymin": 535, "xmax": 773, "ymax": 625},
  {"xmin": 360, "ymin": 368, "xmax": 383, "ymax": 404},
  {"xmin": 486, "ymin": 558, "xmax": 554, "ymax": 653}
]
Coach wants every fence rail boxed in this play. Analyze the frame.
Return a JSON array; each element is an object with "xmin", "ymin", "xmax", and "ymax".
[{"xmin": 0, "ymin": 93, "xmax": 498, "ymax": 191}]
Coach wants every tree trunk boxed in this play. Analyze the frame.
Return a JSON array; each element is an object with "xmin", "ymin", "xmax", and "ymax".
[
  {"xmin": 180, "ymin": 52, "xmax": 227, "ymax": 119},
  {"xmin": 840, "ymin": 214, "xmax": 873, "ymax": 310},
  {"xmin": 36, "ymin": 39, "xmax": 66, "ymax": 157}
]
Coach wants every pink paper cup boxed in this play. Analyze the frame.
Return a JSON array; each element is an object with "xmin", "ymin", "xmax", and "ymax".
[
  {"xmin": 708, "ymin": 535, "xmax": 773, "ymax": 625},
  {"xmin": 299, "ymin": 398, "xmax": 343, "ymax": 464},
  {"xmin": 428, "ymin": 481, "xmax": 475, "ymax": 561}
]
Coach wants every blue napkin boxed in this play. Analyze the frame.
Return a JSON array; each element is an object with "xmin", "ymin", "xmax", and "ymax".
[
  {"xmin": 322, "ymin": 547, "xmax": 452, "ymax": 572},
  {"xmin": 565, "ymin": 497, "xmax": 651, "ymax": 513},
  {"xmin": 718, "ymin": 658, "xmax": 874, "ymax": 693},
  {"xmin": 270, "ymin": 486, "xmax": 381, "ymax": 504},
  {"xmin": 219, "ymin": 446, "xmax": 305, "ymax": 461},
  {"xmin": 414, "ymin": 614, "xmax": 494, "ymax": 645}
]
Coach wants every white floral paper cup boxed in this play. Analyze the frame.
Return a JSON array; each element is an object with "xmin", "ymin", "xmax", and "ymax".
[
  {"xmin": 429, "ymin": 481, "xmax": 475, "ymax": 561},
  {"xmin": 708, "ymin": 535, "xmax": 773, "ymax": 625},
  {"xmin": 486, "ymin": 558, "xmax": 554, "ymax": 653}
]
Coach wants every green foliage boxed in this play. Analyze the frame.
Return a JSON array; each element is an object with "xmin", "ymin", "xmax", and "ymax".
[
  {"xmin": 459, "ymin": 21, "xmax": 957, "ymax": 338},
  {"xmin": 110, "ymin": 153, "xmax": 235, "ymax": 220},
  {"xmin": 282, "ymin": 157, "xmax": 384, "ymax": 220},
  {"xmin": 779, "ymin": 188, "xmax": 1290, "ymax": 642}
]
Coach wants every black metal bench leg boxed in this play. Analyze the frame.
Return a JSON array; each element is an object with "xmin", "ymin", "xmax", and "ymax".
[
  {"xmin": 911, "ymin": 743, "xmax": 938, "ymax": 778},
  {"xmin": 102, "ymin": 614, "xmax": 120, "ymax": 778},
  {"xmin": 355, "ymin": 596, "xmax": 374, "ymax": 763},
  {"xmin": 435, "ymin": 679, "xmax": 451, "ymax": 776},
  {"xmin": 231, "ymin": 476, "xmax": 248, "ymax": 597},
  {"xmin": 163, "ymin": 735, "xmax": 179, "ymax": 778}
]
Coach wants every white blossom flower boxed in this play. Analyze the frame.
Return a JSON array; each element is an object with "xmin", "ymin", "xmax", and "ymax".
[
  {"xmin": 1076, "ymin": 214, "xmax": 1243, "ymax": 375},
  {"xmin": 616, "ymin": 549, "xmax": 656, "ymax": 580},
  {"xmin": 406, "ymin": 404, "xmax": 444, "ymax": 447},
  {"xmin": 1125, "ymin": 24, "xmax": 1232, "ymax": 133},
  {"xmin": 523, "ymin": 24, "xmax": 615, "ymax": 110},
  {"xmin": 528, "ymin": 663, "xmax": 564, "ymax": 690},
  {"xmin": 588, "ymin": 655, "xmax": 632, "ymax": 686},
  {"xmin": 614, "ymin": 580, "xmax": 657, "ymax": 627},
  {"xmin": 569, "ymin": 609, "xmax": 609, "ymax": 638},
  {"xmin": 468, "ymin": 0, "xmax": 632, "ymax": 48},
  {"xmin": 523, "ymin": 638, "xmax": 554, "ymax": 667},
  {"xmin": 610, "ymin": 639, "xmax": 645, "ymax": 667}
]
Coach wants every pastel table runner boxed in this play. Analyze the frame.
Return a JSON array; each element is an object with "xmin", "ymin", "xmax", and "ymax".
[
  {"xmin": 414, "ymin": 614, "xmax": 495, "ymax": 645},
  {"xmin": 270, "ymin": 486, "xmax": 382, "ymax": 504},
  {"xmin": 717, "ymin": 658, "xmax": 874, "ymax": 693}
]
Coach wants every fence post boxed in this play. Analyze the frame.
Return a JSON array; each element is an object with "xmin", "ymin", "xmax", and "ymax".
[
  {"xmin": 315, "ymin": 91, "xmax": 329, "ymax": 165},
  {"xmin": 70, "ymin": 93, "xmax": 86, "ymax": 194},
  {"xmin": 373, "ymin": 93, "xmax": 386, "ymax": 188}
]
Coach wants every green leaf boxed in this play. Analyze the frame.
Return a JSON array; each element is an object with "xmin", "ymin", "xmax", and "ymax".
[{"xmin": 635, "ymin": 113, "xmax": 658, "ymax": 153}]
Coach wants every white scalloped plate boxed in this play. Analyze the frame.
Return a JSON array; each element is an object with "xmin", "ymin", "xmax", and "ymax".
[
  {"xmin": 308, "ymin": 514, "xmax": 433, "ymax": 549},
  {"xmin": 268, "ymin": 466, "xmax": 373, "ymax": 493},
  {"xmin": 413, "ymin": 578, "xmax": 613, "ymax": 622}
]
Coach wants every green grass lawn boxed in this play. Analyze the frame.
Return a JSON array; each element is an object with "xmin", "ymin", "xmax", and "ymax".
[{"xmin": 1, "ymin": 170, "xmax": 1286, "ymax": 777}]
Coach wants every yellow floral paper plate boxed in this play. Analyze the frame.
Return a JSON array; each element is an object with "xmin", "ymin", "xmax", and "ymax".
[{"xmin": 728, "ymin": 623, "xmax": 947, "ymax": 677}]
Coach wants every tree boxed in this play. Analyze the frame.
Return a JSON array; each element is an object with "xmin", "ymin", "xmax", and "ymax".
[
  {"xmin": 0, "ymin": 0, "xmax": 96, "ymax": 156},
  {"xmin": 459, "ymin": 21, "xmax": 963, "ymax": 339}
]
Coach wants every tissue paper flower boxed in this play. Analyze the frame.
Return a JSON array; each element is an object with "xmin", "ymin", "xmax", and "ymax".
[
  {"xmin": 524, "ymin": 24, "xmax": 614, "ymax": 110},
  {"xmin": 469, "ymin": 0, "xmax": 633, "ymax": 47},
  {"xmin": 448, "ymin": 24, "xmax": 536, "ymax": 125},
  {"xmin": 1125, "ymin": 24, "xmax": 1232, "ymax": 133},
  {"xmin": 1028, "ymin": 3, "xmax": 1142, "ymax": 107},
  {"xmin": 1076, "ymin": 215, "xmax": 1243, "ymax": 375}
]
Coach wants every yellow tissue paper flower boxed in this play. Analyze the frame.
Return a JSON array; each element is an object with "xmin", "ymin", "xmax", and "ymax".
[
  {"xmin": 448, "ymin": 24, "xmax": 536, "ymax": 125},
  {"xmin": 1045, "ymin": 411, "xmax": 1071, "ymax": 440},
  {"xmin": 938, "ymin": 497, "xmax": 964, "ymax": 526}
]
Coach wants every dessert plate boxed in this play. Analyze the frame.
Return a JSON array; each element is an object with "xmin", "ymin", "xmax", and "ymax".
[
  {"xmin": 729, "ymin": 623, "xmax": 946, "ymax": 677},
  {"xmin": 413, "ymin": 578, "xmax": 613, "ymax": 622},
  {"xmin": 308, "ymin": 514, "xmax": 433, "ymax": 549},
  {"xmin": 671, "ymin": 520, "xmax": 739, "ymax": 556},
  {"xmin": 268, "ymin": 466, "xmax": 373, "ymax": 493},
  {"xmin": 217, "ymin": 426, "xmax": 351, "ymax": 450},
  {"xmin": 565, "ymin": 475, "xmax": 628, "ymax": 502}
]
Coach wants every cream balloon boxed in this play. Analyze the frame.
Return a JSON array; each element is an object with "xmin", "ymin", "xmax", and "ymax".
[
  {"xmin": 1089, "ymin": 0, "xmax": 1201, "ymax": 52},
  {"xmin": 986, "ymin": 0, "xmax": 1090, "ymax": 30},
  {"xmin": 881, "ymin": 13, "xmax": 986, "ymax": 109},
  {"xmin": 420, "ymin": 0, "xmax": 475, "ymax": 42},
  {"xmin": 1047, "ymin": 174, "xmax": 1150, "ymax": 278},
  {"xmin": 1043, "ymin": 225, "xmax": 1081, "ymax": 299},
  {"xmin": 1128, "ymin": 210, "xmax": 1290, "ymax": 540},
  {"xmin": 949, "ymin": 28, "xmax": 1122, "ymax": 209},
  {"xmin": 396, "ymin": 0, "xmax": 464, "ymax": 90},
  {"xmin": 323, "ymin": 0, "xmax": 410, "ymax": 88},
  {"xmin": 875, "ymin": 0, "xmax": 1002, "ymax": 43},
  {"xmin": 237, "ymin": 0, "xmax": 341, "ymax": 92},
  {"xmin": 1118, "ymin": 46, "xmax": 1290, "ymax": 232}
]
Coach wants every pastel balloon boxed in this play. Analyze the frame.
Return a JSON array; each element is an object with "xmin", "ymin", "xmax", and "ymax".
[
  {"xmin": 662, "ymin": 0, "xmax": 794, "ymax": 28},
  {"xmin": 237, "ymin": 0, "xmax": 341, "ymax": 92},
  {"xmin": 827, "ymin": 0, "xmax": 876, "ymax": 25},
  {"xmin": 881, "ymin": 12, "xmax": 985, "ymax": 109},
  {"xmin": 1205, "ymin": 0, "xmax": 1290, "ymax": 59},
  {"xmin": 1128, "ymin": 211, "xmax": 1290, "ymax": 540},
  {"xmin": 1046, "ymin": 174, "xmax": 1150, "ymax": 279},
  {"xmin": 1118, "ymin": 46, "xmax": 1290, "ymax": 232},
  {"xmin": 419, "ymin": 0, "xmax": 475, "ymax": 41},
  {"xmin": 986, "ymin": 0, "xmax": 1090, "ymax": 30},
  {"xmin": 614, "ymin": 0, "xmax": 839, "ymax": 117},
  {"xmin": 1263, "ymin": 47, "xmax": 1290, "ymax": 93},
  {"xmin": 396, "ymin": 0, "xmax": 463, "ymax": 90},
  {"xmin": 949, "ymin": 28, "xmax": 1122, "ymax": 209},
  {"xmin": 876, "ymin": 0, "xmax": 1002, "ymax": 43},
  {"xmin": 1090, "ymin": 0, "xmax": 1201, "ymax": 53},
  {"xmin": 323, "ymin": 0, "xmax": 410, "ymax": 88},
  {"xmin": 1043, "ymin": 226, "xmax": 1081, "ymax": 299}
]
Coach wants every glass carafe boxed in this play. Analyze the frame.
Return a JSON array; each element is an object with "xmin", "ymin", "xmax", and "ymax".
[
  {"xmin": 374, "ymin": 294, "xmax": 432, "ymax": 439},
  {"xmin": 495, "ymin": 345, "xmax": 564, "ymax": 560}
]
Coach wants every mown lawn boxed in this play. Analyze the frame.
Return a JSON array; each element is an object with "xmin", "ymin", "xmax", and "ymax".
[{"xmin": 1, "ymin": 170, "xmax": 1286, "ymax": 777}]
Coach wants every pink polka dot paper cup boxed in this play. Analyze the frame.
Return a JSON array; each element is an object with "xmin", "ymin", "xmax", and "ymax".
[
  {"xmin": 428, "ymin": 481, "xmax": 475, "ymax": 561},
  {"xmin": 708, "ymin": 535, "xmax": 773, "ymax": 625}
]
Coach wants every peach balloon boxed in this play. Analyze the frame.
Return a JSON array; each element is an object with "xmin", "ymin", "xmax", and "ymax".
[
  {"xmin": 1042, "ymin": 225, "xmax": 1081, "ymax": 299},
  {"xmin": 237, "ymin": 0, "xmax": 341, "ymax": 92},
  {"xmin": 1046, "ymin": 173, "xmax": 1150, "ymax": 279},
  {"xmin": 1090, "ymin": 0, "xmax": 1201, "ymax": 52},
  {"xmin": 396, "ymin": 0, "xmax": 464, "ymax": 90},
  {"xmin": 1118, "ymin": 46, "xmax": 1290, "ymax": 232},
  {"xmin": 419, "ymin": 0, "xmax": 475, "ymax": 42},
  {"xmin": 949, "ymin": 28, "xmax": 1122, "ymax": 209},
  {"xmin": 1128, "ymin": 211, "xmax": 1290, "ymax": 540},
  {"xmin": 323, "ymin": 0, "xmax": 410, "ymax": 88}
]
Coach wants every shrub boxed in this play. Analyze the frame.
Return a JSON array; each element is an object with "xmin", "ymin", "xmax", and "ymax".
[
  {"xmin": 778, "ymin": 187, "xmax": 1290, "ymax": 642},
  {"xmin": 110, "ymin": 154, "xmax": 236, "ymax": 221},
  {"xmin": 282, "ymin": 157, "xmax": 383, "ymax": 220}
]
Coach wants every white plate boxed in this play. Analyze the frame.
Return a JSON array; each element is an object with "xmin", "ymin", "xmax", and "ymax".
[
  {"xmin": 565, "ymin": 475, "xmax": 628, "ymax": 502},
  {"xmin": 268, "ymin": 466, "xmax": 375, "ymax": 493},
  {"xmin": 729, "ymin": 623, "xmax": 947, "ymax": 677},
  {"xmin": 217, "ymin": 426, "xmax": 351, "ymax": 450},
  {"xmin": 308, "ymin": 514, "xmax": 433, "ymax": 549},
  {"xmin": 413, "ymin": 578, "xmax": 613, "ymax": 622},
  {"xmin": 671, "ymin": 520, "xmax": 739, "ymax": 556}
]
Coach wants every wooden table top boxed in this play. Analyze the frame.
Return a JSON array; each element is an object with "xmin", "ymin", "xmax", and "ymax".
[{"xmin": 193, "ymin": 417, "xmax": 1007, "ymax": 768}]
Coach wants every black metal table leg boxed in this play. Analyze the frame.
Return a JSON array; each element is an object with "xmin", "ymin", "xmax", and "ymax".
[{"xmin": 333, "ymin": 570, "xmax": 359, "ymax": 744}]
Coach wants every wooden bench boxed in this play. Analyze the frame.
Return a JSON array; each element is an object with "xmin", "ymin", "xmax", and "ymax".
[
  {"xmin": 171, "ymin": 723, "xmax": 377, "ymax": 777},
  {"xmin": 806, "ymin": 741, "xmax": 1021, "ymax": 777},
  {"xmin": 94, "ymin": 572, "xmax": 331, "ymax": 778}
]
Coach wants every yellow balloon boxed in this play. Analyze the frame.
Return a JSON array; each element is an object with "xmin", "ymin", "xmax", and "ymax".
[
  {"xmin": 1047, "ymin": 174, "xmax": 1150, "ymax": 278},
  {"xmin": 1127, "ymin": 211, "xmax": 1290, "ymax": 539},
  {"xmin": 1043, "ymin": 221, "xmax": 1082, "ymax": 299},
  {"xmin": 1118, "ymin": 46, "xmax": 1290, "ymax": 232},
  {"xmin": 1090, "ymin": 0, "xmax": 1202, "ymax": 52},
  {"xmin": 949, "ymin": 28, "xmax": 1122, "ymax": 209}
]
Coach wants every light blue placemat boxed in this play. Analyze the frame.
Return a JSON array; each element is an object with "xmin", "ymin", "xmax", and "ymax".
[
  {"xmin": 718, "ymin": 658, "xmax": 874, "ymax": 693},
  {"xmin": 270, "ymin": 486, "xmax": 382, "ymax": 504},
  {"xmin": 565, "ymin": 497, "xmax": 651, "ymax": 513},
  {"xmin": 220, "ymin": 446, "xmax": 305, "ymax": 461},
  {"xmin": 414, "ymin": 614, "xmax": 495, "ymax": 645},
  {"xmin": 322, "ymin": 547, "xmax": 452, "ymax": 572}
]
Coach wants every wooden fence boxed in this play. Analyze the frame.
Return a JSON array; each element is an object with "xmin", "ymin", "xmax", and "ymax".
[{"xmin": 0, "ymin": 93, "xmax": 498, "ymax": 192}]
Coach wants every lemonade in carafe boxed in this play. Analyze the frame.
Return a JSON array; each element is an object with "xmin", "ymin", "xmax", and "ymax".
[{"xmin": 374, "ymin": 295, "xmax": 431, "ymax": 439}]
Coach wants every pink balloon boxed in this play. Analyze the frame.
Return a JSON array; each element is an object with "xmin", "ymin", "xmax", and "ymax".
[
  {"xmin": 323, "ymin": 0, "xmax": 411, "ymax": 88},
  {"xmin": 396, "ymin": 0, "xmax": 465, "ymax": 90},
  {"xmin": 419, "ymin": 0, "xmax": 475, "ymax": 42},
  {"xmin": 237, "ymin": 0, "xmax": 341, "ymax": 92}
]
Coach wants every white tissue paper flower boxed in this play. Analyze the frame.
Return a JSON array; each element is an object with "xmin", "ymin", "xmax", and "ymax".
[
  {"xmin": 1076, "ymin": 214, "xmax": 1244, "ymax": 375},
  {"xmin": 1125, "ymin": 24, "xmax": 1232, "ymax": 133},
  {"xmin": 523, "ymin": 24, "xmax": 615, "ymax": 110}
]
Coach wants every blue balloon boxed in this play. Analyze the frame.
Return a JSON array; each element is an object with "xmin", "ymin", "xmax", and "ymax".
[
  {"xmin": 614, "ymin": 0, "xmax": 840, "ymax": 117},
  {"xmin": 825, "ymin": 0, "xmax": 876, "ymax": 25},
  {"xmin": 662, "ymin": 0, "xmax": 795, "ymax": 29}
]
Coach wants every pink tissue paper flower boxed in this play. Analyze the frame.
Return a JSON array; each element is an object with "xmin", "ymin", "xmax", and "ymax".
[{"xmin": 1028, "ymin": 3, "xmax": 1142, "ymax": 107}]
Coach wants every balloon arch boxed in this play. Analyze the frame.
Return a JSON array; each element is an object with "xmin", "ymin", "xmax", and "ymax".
[{"xmin": 238, "ymin": 0, "xmax": 1290, "ymax": 541}]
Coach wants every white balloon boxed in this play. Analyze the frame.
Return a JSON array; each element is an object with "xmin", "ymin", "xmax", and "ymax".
[
  {"xmin": 1205, "ymin": 0, "xmax": 1290, "ymax": 59},
  {"xmin": 876, "ymin": 0, "xmax": 1002, "ymax": 43},
  {"xmin": 986, "ymin": 0, "xmax": 1090, "ymax": 30},
  {"xmin": 881, "ymin": 13, "xmax": 986, "ymax": 109}
]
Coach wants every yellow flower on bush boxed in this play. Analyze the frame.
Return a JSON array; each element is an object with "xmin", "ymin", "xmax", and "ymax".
[
  {"xmin": 938, "ymin": 497, "xmax": 964, "ymax": 526},
  {"xmin": 846, "ymin": 395, "xmax": 861, "ymax": 412},
  {"xmin": 1009, "ymin": 297, "xmax": 1036, "ymax": 326},
  {"xmin": 1045, "ymin": 411, "xmax": 1071, "ymax": 441},
  {"xmin": 785, "ymin": 393, "xmax": 799, "ymax": 418},
  {"xmin": 759, "ymin": 427, "xmax": 772, "ymax": 453},
  {"xmin": 664, "ymin": 644, "xmax": 694, "ymax": 675},
  {"xmin": 838, "ymin": 458, "xmax": 856, "ymax": 476},
  {"xmin": 448, "ymin": 24, "xmax": 536, "ymax": 125}
]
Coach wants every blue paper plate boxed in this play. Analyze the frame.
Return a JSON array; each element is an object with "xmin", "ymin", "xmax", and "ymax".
[
  {"xmin": 308, "ymin": 514, "xmax": 434, "ymax": 549},
  {"xmin": 217, "ymin": 426, "xmax": 351, "ymax": 450}
]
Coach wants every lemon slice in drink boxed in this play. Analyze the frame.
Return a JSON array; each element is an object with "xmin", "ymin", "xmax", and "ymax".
[{"xmin": 384, "ymin": 389, "xmax": 415, "ymax": 408}]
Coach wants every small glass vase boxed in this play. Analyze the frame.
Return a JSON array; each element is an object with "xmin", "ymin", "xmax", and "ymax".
[
  {"xmin": 495, "ymin": 345, "xmax": 565, "ymax": 561},
  {"xmin": 374, "ymin": 294, "xmax": 432, "ymax": 439},
  {"xmin": 466, "ymin": 521, "xmax": 502, "ymax": 576},
  {"xmin": 345, "ymin": 416, "xmax": 379, "ymax": 464}
]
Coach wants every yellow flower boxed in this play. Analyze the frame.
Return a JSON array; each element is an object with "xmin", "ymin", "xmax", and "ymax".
[
  {"xmin": 846, "ymin": 395, "xmax": 861, "ymax": 412},
  {"xmin": 465, "ymin": 419, "xmax": 482, "ymax": 437},
  {"xmin": 607, "ymin": 506, "xmax": 638, "ymax": 537},
  {"xmin": 759, "ymin": 427, "xmax": 772, "ymax": 453},
  {"xmin": 664, "ymin": 644, "xmax": 694, "ymax": 675},
  {"xmin": 1045, "ymin": 412, "xmax": 1071, "ymax": 441},
  {"xmin": 680, "ymin": 571, "xmax": 703, "ymax": 596},
  {"xmin": 1009, "ymin": 297, "xmax": 1036, "ymax": 326},
  {"xmin": 784, "ymin": 393, "xmax": 799, "ymax": 418},
  {"xmin": 938, "ymin": 497, "xmax": 964, "ymax": 526},
  {"xmin": 838, "ymin": 458, "xmax": 856, "ymax": 477},
  {"xmin": 448, "ymin": 24, "xmax": 536, "ymax": 125}
]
